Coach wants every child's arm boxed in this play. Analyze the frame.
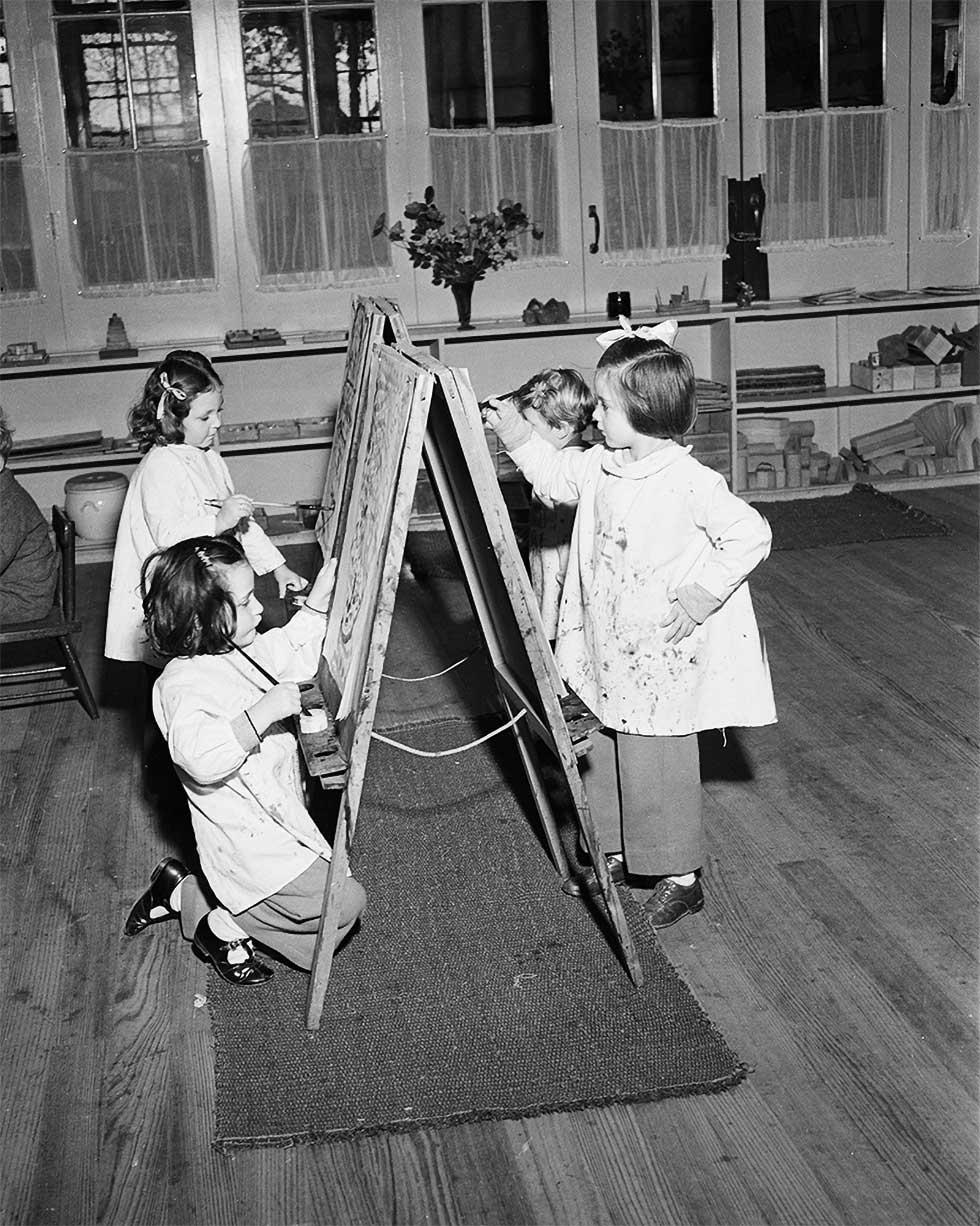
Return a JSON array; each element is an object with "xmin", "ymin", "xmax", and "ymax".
[
  {"xmin": 662, "ymin": 477, "xmax": 772, "ymax": 642},
  {"xmin": 484, "ymin": 398, "xmax": 591, "ymax": 504},
  {"xmin": 140, "ymin": 449, "xmax": 224, "ymax": 546}
]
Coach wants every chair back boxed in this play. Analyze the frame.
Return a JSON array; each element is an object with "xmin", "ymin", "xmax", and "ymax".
[{"xmin": 50, "ymin": 505, "xmax": 76, "ymax": 621}]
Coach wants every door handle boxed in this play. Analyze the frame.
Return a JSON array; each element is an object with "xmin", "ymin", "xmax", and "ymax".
[{"xmin": 588, "ymin": 204, "xmax": 601, "ymax": 254}]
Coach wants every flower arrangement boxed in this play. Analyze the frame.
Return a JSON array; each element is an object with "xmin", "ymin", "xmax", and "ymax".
[{"xmin": 373, "ymin": 187, "xmax": 543, "ymax": 287}]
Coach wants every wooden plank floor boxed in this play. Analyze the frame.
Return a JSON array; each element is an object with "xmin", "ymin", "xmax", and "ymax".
[{"xmin": 2, "ymin": 484, "xmax": 977, "ymax": 1226}]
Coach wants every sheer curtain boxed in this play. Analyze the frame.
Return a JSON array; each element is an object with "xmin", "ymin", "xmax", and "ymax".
[
  {"xmin": 244, "ymin": 136, "xmax": 392, "ymax": 287},
  {"xmin": 761, "ymin": 108, "xmax": 889, "ymax": 248},
  {"xmin": 66, "ymin": 146, "xmax": 215, "ymax": 290},
  {"xmin": 598, "ymin": 118, "xmax": 726, "ymax": 262},
  {"xmin": 924, "ymin": 102, "xmax": 974, "ymax": 238},
  {"xmin": 428, "ymin": 127, "xmax": 559, "ymax": 259},
  {"xmin": 0, "ymin": 155, "xmax": 37, "ymax": 295}
]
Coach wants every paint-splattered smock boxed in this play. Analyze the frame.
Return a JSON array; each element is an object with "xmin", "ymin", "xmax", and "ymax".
[
  {"xmin": 152, "ymin": 609, "xmax": 328, "ymax": 915},
  {"xmin": 506, "ymin": 433, "xmax": 777, "ymax": 736},
  {"xmin": 105, "ymin": 444, "xmax": 284, "ymax": 663}
]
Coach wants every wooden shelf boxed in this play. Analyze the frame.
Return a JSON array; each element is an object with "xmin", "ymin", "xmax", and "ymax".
[
  {"xmin": 734, "ymin": 383, "xmax": 980, "ymax": 413},
  {"xmin": 745, "ymin": 470, "xmax": 979, "ymax": 502}
]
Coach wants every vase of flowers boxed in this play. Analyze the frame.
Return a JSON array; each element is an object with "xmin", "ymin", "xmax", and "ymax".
[{"xmin": 373, "ymin": 187, "xmax": 543, "ymax": 329}]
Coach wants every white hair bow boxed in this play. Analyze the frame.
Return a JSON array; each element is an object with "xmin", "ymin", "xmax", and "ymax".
[{"xmin": 596, "ymin": 316, "xmax": 679, "ymax": 350}]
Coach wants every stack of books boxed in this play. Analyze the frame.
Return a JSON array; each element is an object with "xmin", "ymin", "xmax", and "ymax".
[{"xmin": 736, "ymin": 365, "xmax": 827, "ymax": 399}]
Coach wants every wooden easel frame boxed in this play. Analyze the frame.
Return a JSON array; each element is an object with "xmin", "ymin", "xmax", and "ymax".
[{"xmin": 304, "ymin": 301, "xmax": 641, "ymax": 1030}]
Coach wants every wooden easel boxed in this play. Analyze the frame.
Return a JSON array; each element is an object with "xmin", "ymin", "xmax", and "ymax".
[{"xmin": 301, "ymin": 298, "xmax": 642, "ymax": 1030}]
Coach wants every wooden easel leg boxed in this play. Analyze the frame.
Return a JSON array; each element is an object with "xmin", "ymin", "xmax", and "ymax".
[
  {"xmin": 505, "ymin": 697, "xmax": 573, "ymax": 882},
  {"xmin": 305, "ymin": 804, "xmax": 351, "ymax": 1030}
]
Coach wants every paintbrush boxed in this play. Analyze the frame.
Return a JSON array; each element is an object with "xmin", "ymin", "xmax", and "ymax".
[{"xmin": 205, "ymin": 498, "xmax": 299, "ymax": 510}]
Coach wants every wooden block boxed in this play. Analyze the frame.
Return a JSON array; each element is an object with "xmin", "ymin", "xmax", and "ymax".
[
  {"xmin": 937, "ymin": 363, "xmax": 962, "ymax": 388},
  {"xmin": 890, "ymin": 366, "xmax": 916, "ymax": 390},
  {"xmin": 913, "ymin": 366, "xmax": 937, "ymax": 390},
  {"xmin": 850, "ymin": 361, "xmax": 892, "ymax": 392}
]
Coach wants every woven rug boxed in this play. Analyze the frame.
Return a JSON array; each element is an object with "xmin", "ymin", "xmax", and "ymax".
[
  {"xmin": 208, "ymin": 719, "xmax": 745, "ymax": 1150},
  {"xmin": 751, "ymin": 482, "xmax": 950, "ymax": 550}
]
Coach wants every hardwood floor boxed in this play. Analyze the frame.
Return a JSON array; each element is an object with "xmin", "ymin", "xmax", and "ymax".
[{"xmin": 2, "ymin": 484, "xmax": 977, "ymax": 1226}]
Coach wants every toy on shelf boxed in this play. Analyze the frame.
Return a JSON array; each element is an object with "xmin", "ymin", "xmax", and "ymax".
[
  {"xmin": 655, "ymin": 282, "xmax": 709, "ymax": 315},
  {"xmin": 1, "ymin": 341, "xmax": 49, "ymax": 366},
  {"xmin": 522, "ymin": 298, "xmax": 570, "ymax": 326},
  {"xmin": 99, "ymin": 314, "xmax": 137, "ymax": 359},
  {"xmin": 224, "ymin": 328, "xmax": 285, "ymax": 348}
]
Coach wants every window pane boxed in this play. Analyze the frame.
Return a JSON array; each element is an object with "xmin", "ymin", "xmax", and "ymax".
[
  {"xmin": 0, "ymin": 158, "xmax": 37, "ymax": 293},
  {"xmin": 765, "ymin": 0, "xmax": 820, "ymax": 112},
  {"xmin": 2, "ymin": 13, "xmax": 18, "ymax": 153},
  {"xmin": 52, "ymin": 2, "xmax": 190, "ymax": 13},
  {"xmin": 423, "ymin": 4, "xmax": 486, "ymax": 128},
  {"xmin": 310, "ymin": 7, "xmax": 381, "ymax": 134},
  {"xmin": 489, "ymin": 1, "xmax": 550, "ymax": 126},
  {"xmin": 127, "ymin": 17, "xmax": 201, "ymax": 144},
  {"xmin": 242, "ymin": 10, "xmax": 312, "ymax": 138},
  {"xmin": 828, "ymin": 0, "xmax": 883, "ymax": 106},
  {"xmin": 596, "ymin": 0, "xmax": 654, "ymax": 121},
  {"xmin": 931, "ymin": 0, "xmax": 961, "ymax": 104},
  {"xmin": 659, "ymin": 0, "xmax": 714, "ymax": 119},
  {"xmin": 56, "ymin": 12, "xmax": 201, "ymax": 147}
]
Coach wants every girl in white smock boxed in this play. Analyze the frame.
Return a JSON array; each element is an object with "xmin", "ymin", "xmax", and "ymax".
[
  {"xmin": 105, "ymin": 349, "xmax": 306, "ymax": 664},
  {"xmin": 485, "ymin": 319, "xmax": 776, "ymax": 929},
  {"xmin": 124, "ymin": 534, "xmax": 366, "ymax": 984}
]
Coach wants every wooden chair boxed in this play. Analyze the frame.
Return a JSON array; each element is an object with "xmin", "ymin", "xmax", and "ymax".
[{"xmin": 0, "ymin": 505, "xmax": 99, "ymax": 719}]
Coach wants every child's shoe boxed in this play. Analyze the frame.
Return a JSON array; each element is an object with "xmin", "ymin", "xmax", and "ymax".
[
  {"xmin": 643, "ymin": 877, "xmax": 704, "ymax": 928},
  {"xmin": 124, "ymin": 856, "xmax": 188, "ymax": 936},
  {"xmin": 192, "ymin": 918, "xmax": 273, "ymax": 986},
  {"xmin": 561, "ymin": 853, "xmax": 626, "ymax": 898}
]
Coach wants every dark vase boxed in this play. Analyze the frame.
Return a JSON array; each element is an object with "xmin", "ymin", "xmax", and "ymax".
[{"xmin": 450, "ymin": 281, "xmax": 475, "ymax": 330}]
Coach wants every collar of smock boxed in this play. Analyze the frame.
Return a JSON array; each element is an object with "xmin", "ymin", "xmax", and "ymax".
[{"xmin": 599, "ymin": 438, "xmax": 691, "ymax": 479}]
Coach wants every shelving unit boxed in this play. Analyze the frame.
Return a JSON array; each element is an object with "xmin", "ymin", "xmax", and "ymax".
[{"xmin": 4, "ymin": 293, "xmax": 978, "ymax": 510}]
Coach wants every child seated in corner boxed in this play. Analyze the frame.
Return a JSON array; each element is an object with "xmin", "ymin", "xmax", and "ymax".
[
  {"xmin": 0, "ymin": 408, "xmax": 58, "ymax": 625},
  {"xmin": 497, "ymin": 369, "xmax": 595, "ymax": 642}
]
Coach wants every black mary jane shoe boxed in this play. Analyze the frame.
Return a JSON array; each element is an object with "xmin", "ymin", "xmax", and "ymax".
[
  {"xmin": 561, "ymin": 855, "xmax": 627, "ymax": 898},
  {"xmin": 192, "ymin": 917, "xmax": 273, "ymax": 986},
  {"xmin": 124, "ymin": 856, "xmax": 189, "ymax": 937}
]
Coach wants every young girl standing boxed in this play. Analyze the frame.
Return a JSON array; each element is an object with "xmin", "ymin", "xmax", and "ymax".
[
  {"xmin": 105, "ymin": 350, "xmax": 306, "ymax": 664},
  {"xmin": 503, "ymin": 369, "xmax": 595, "ymax": 642},
  {"xmin": 125, "ymin": 534, "xmax": 366, "ymax": 980},
  {"xmin": 485, "ymin": 320, "xmax": 776, "ymax": 927}
]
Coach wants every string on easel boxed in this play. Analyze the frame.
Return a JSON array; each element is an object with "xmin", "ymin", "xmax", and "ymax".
[
  {"xmin": 381, "ymin": 648, "xmax": 480, "ymax": 682},
  {"xmin": 370, "ymin": 707, "xmax": 527, "ymax": 758}
]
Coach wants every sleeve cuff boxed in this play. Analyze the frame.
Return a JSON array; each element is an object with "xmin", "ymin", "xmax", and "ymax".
[
  {"xmin": 231, "ymin": 710, "xmax": 260, "ymax": 753},
  {"xmin": 674, "ymin": 582, "xmax": 723, "ymax": 624}
]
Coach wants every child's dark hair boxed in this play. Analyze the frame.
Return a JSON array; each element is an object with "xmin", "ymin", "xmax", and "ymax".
[
  {"xmin": 509, "ymin": 368, "xmax": 596, "ymax": 433},
  {"xmin": 129, "ymin": 350, "xmax": 222, "ymax": 452},
  {"xmin": 141, "ymin": 534, "xmax": 247, "ymax": 658},
  {"xmin": 595, "ymin": 336, "xmax": 697, "ymax": 438},
  {"xmin": 0, "ymin": 408, "xmax": 12, "ymax": 460}
]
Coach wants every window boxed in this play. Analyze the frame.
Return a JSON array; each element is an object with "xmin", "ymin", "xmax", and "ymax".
[
  {"xmin": 52, "ymin": 0, "xmax": 216, "ymax": 289},
  {"xmin": 239, "ymin": 0, "xmax": 391, "ymax": 284},
  {"xmin": 761, "ymin": 0, "xmax": 890, "ymax": 247},
  {"xmin": 0, "ymin": 3, "xmax": 37, "ymax": 295},
  {"xmin": 923, "ymin": 0, "xmax": 973, "ymax": 237},
  {"xmin": 421, "ymin": 1, "xmax": 559, "ymax": 259},
  {"xmin": 593, "ymin": 0, "xmax": 726, "ymax": 260}
]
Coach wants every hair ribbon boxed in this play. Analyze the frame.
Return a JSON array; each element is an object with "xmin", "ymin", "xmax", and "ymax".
[
  {"xmin": 157, "ymin": 370, "xmax": 187, "ymax": 420},
  {"xmin": 596, "ymin": 316, "xmax": 678, "ymax": 351}
]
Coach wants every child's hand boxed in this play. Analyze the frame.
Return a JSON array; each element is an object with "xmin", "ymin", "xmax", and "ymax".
[
  {"xmin": 274, "ymin": 564, "xmax": 307, "ymax": 597},
  {"xmin": 215, "ymin": 494, "xmax": 254, "ymax": 532},
  {"xmin": 661, "ymin": 599, "xmax": 698, "ymax": 644},
  {"xmin": 483, "ymin": 397, "xmax": 532, "ymax": 451},
  {"xmin": 303, "ymin": 557, "xmax": 338, "ymax": 614},
  {"xmin": 249, "ymin": 683, "xmax": 302, "ymax": 732}
]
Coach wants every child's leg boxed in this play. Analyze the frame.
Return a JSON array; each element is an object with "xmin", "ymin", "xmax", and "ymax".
[
  {"xmin": 234, "ymin": 859, "xmax": 367, "ymax": 972},
  {"xmin": 579, "ymin": 727, "xmax": 623, "ymax": 853},
  {"xmin": 616, "ymin": 731, "xmax": 702, "ymax": 878}
]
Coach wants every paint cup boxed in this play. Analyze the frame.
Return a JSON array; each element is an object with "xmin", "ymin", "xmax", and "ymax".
[{"xmin": 606, "ymin": 291, "xmax": 631, "ymax": 319}]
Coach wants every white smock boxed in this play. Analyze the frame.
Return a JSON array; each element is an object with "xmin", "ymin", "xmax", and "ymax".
[
  {"xmin": 105, "ymin": 444, "xmax": 284, "ymax": 662},
  {"xmin": 507, "ymin": 433, "xmax": 777, "ymax": 736}
]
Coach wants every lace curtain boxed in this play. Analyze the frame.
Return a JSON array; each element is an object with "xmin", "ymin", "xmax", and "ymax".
[
  {"xmin": 428, "ymin": 127, "xmax": 559, "ymax": 259},
  {"xmin": 244, "ymin": 136, "xmax": 392, "ymax": 287},
  {"xmin": 923, "ymin": 102, "xmax": 974, "ymax": 238},
  {"xmin": 598, "ymin": 119, "xmax": 726, "ymax": 262},
  {"xmin": 761, "ymin": 108, "xmax": 889, "ymax": 248},
  {"xmin": 66, "ymin": 147, "xmax": 215, "ymax": 291},
  {"xmin": 0, "ymin": 156, "xmax": 37, "ymax": 294}
]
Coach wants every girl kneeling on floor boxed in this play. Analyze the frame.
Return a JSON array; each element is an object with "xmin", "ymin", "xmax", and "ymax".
[{"xmin": 125, "ymin": 534, "xmax": 366, "ymax": 985}]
